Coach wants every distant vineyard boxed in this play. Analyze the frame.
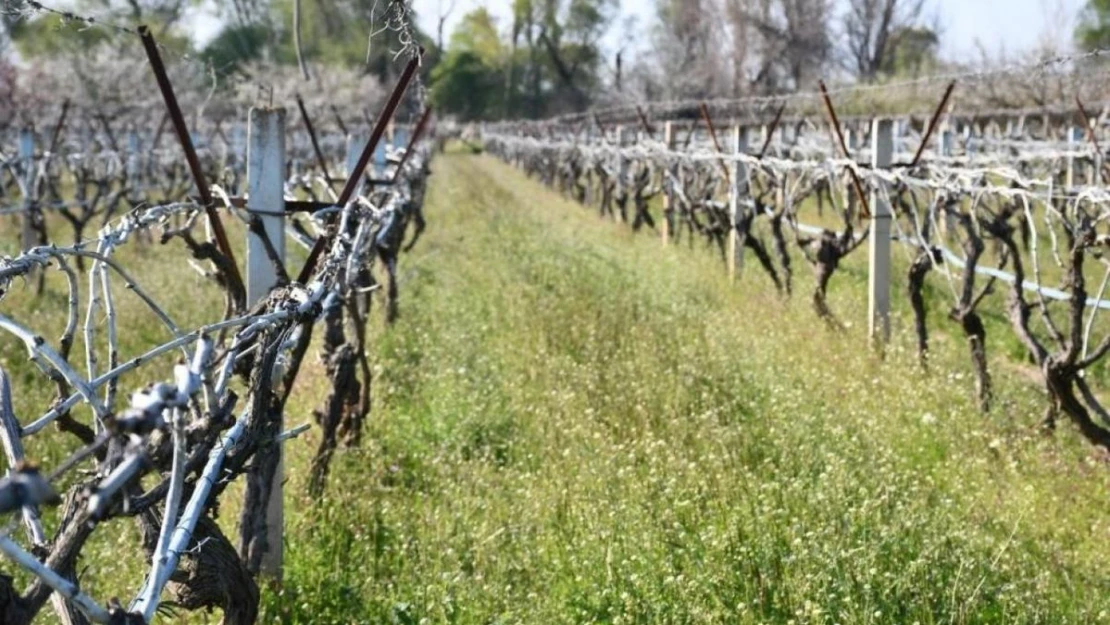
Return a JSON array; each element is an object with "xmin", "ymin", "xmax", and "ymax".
[{"xmin": 484, "ymin": 75, "xmax": 1110, "ymax": 445}]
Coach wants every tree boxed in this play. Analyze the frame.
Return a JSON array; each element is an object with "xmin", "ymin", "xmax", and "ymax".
[
  {"xmin": 878, "ymin": 25, "xmax": 938, "ymax": 76},
  {"xmin": 1076, "ymin": 0, "xmax": 1110, "ymax": 50},
  {"xmin": 754, "ymin": 0, "xmax": 832, "ymax": 90},
  {"xmin": 430, "ymin": 8, "xmax": 506, "ymax": 120},
  {"xmin": 843, "ymin": 0, "xmax": 928, "ymax": 80},
  {"xmin": 430, "ymin": 0, "xmax": 615, "ymax": 119},
  {"xmin": 431, "ymin": 50, "xmax": 503, "ymax": 120},
  {"xmin": 516, "ymin": 0, "xmax": 616, "ymax": 115},
  {"xmin": 199, "ymin": 23, "xmax": 271, "ymax": 79},
  {"xmin": 652, "ymin": 0, "xmax": 727, "ymax": 99},
  {"xmin": 631, "ymin": 0, "xmax": 833, "ymax": 102},
  {"xmin": 6, "ymin": 0, "xmax": 193, "ymax": 58}
]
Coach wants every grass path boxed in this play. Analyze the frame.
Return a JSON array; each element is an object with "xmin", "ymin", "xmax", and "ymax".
[{"xmin": 263, "ymin": 152, "xmax": 1110, "ymax": 624}]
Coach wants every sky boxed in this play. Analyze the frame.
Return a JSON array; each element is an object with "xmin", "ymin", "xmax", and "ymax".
[{"xmin": 406, "ymin": 0, "xmax": 1088, "ymax": 61}]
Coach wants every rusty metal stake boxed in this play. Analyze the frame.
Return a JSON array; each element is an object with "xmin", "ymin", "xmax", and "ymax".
[
  {"xmin": 818, "ymin": 81, "xmax": 872, "ymax": 219},
  {"xmin": 683, "ymin": 116, "xmax": 699, "ymax": 148},
  {"xmin": 96, "ymin": 113, "xmax": 120, "ymax": 152},
  {"xmin": 1076, "ymin": 96, "xmax": 1109, "ymax": 184},
  {"xmin": 593, "ymin": 113, "xmax": 609, "ymax": 141},
  {"xmin": 48, "ymin": 99, "xmax": 70, "ymax": 155},
  {"xmin": 758, "ymin": 103, "xmax": 787, "ymax": 159},
  {"xmin": 699, "ymin": 102, "xmax": 730, "ymax": 184},
  {"xmin": 331, "ymin": 104, "xmax": 349, "ymax": 136},
  {"xmin": 138, "ymin": 24, "xmax": 244, "ymax": 297},
  {"xmin": 392, "ymin": 107, "xmax": 433, "ymax": 184},
  {"xmin": 296, "ymin": 51, "xmax": 424, "ymax": 284},
  {"xmin": 296, "ymin": 93, "xmax": 335, "ymax": 188},
  {"xmin": 151, "ymin": 112, "xmax": 169, "ymax": 150},
  {"xmin": 908, "ymin": 81, "xmax": 956, "ymax": 167},
  {"xmin": 636, "ymin": 105, "xmax": 655, "ymax": 139}
]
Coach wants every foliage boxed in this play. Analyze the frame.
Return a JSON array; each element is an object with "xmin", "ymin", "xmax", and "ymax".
[
  {"xmin": 199, "ymin": 23, "xmax": 271, "ymax": 79},
  {"xmin": 7, "ymin": 13, "xmax": 113, "ymax": 57},
  {"xmin": 430, "ymin": 50, "xmax": 502, "ymax": 121},
  {"xmin": 1077, "ymin": 0, "xmax": 1110, "ymax": 51},
  {"xmin": 6, "ymin": 0, "xmax": 195, "ymax": 57},
  {"xmin": 878, "ymin": 25, "xmax": 940, "ymax": 76},
  {"xmin": 430, "ymin": 1, "xmax": 614, "ymax": 120}
]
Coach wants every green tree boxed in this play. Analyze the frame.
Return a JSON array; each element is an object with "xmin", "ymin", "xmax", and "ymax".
[
  {"xmin": 878, "ymin": 26, "xmax": 939, "ymax": 77},
  {"xmin": 263, "ymin": 0, "xmax": 434, "ymax": 83},
  {"xmin": 431, "ymin": 50, "xmax": 503, "ymax": 120},
  {"xmin": 7, "ymin": 0, "xmax": 193, "ymax": 58},
  {"xmin": 430, "ymin": 8, "xmax": 506, "ymax": 120},
  {"xmin": 505, "ymin": 0, "xmax": 614, "ymax": 117},
  {"xmin": 199, "ymin": 23, "xmax": 271, "ymax": 79},
  {"xmin": 8, "ymin": 14, "xmax": 113, "ymax": 57},
  {"xmin": 449, "ymin": 7, "xmax": 504, "ymax": 64},
  {"xmin": 1077, "ymin": 0, "xmax": 1110, "ymax": 51}
]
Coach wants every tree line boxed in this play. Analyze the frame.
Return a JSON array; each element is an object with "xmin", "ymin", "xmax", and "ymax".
[{"xmin": 3, "ymin": 0, "xmax": 1110, "ymax": 121}]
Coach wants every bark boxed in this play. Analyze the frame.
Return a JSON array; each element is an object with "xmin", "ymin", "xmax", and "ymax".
[
  {"xmin": 140, "ymin": 511, "xmax": 259, "ymax": 625},
  {"xmin": 907, "ymin": 248, "xmax": 936, "ymax": 368}
]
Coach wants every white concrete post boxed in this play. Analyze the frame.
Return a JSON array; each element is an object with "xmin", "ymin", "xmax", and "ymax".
[
  {"xmin": 728, "ymin": 126, "xmax": 749, "ymax": 281},
  {"xmin": 246, "ymin": 107, "xmax": 287, "ymax": 580},
  {"xmin": 869, "ymin": 119, "xmax": 893, "ymax": 345},
  {"xmin": 1067, "ymin": 126, "xmax": 1080, "ymax": 190},
  {"xmin": 19, "ymin": 128, "xmax": 35, "ymax": 253}
]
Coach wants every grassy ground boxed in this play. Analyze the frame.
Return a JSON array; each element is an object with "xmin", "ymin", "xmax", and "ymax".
[
  {"xmin": 6, "ymin": 152, "xmax": 1110, "ymax": 623},
  {"xmin": 267, "ymin": 153, "xmax": 1110, "ymax": 623}
]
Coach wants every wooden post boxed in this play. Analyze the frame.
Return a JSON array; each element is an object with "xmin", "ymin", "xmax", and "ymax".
[
  {"xmin": 661, "ymin": 121, "xmax": 674, "ymax": 245},
  {"xmin": 246, "ymin": 107, "xmax": 287, "ymax": 580},
  {"xmin": 869, "ymin": 119, "xmax": 893, "ymax": 345},
  {"xmin": 728, "ymin": 125, "xmax": 748, "ymax": 281},
  {"xmin": 19, "ymin": 128, "xmax": 35, "ymax": 254}
]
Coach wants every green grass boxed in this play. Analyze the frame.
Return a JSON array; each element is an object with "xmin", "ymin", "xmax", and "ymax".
[
  {"xmin": 267, "ymin": 154, "xmax": 1110, "ymax": 623},
  {"xmin": 7, "ymin": 152, "xmax": 1110, "ymax": 623}
]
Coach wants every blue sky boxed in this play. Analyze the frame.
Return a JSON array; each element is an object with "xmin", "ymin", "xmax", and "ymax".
[{"xmin": 409, "ymin": 0, "xmax": 1088, "ymax": 60}]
